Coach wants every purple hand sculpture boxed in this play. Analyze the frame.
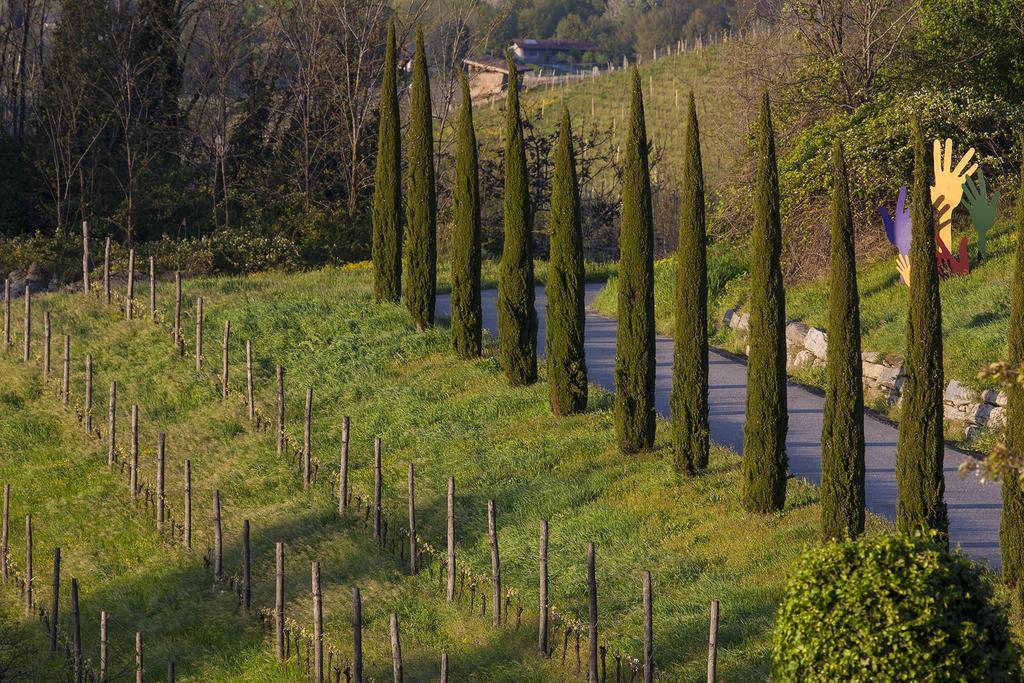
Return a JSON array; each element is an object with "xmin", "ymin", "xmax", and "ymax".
[{"xmin": 879, "ymin": 185, "xmax": 911, "ymax": 256}]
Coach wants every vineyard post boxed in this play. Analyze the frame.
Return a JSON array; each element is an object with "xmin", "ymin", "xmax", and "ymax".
[
  {"xmin": 275, "ymin": 366, "xmax": 284, "ymax": 456},
  {"xmin": 156, "ymin": 434, "xmax": 165, "ymax": 530},
  {"xmin": 43, "ymin": 312, "xmax": 50, "ymax": 381},
  {"xmin": 539, "ymin": 519, "xmax": 548, "ymax": 656},
  {"xmin": 407, "ymin": 463, "xmax": 416, "ymax": 574},
  {"xmin": 24, "ymin": 514, "xmax": 32, "ymax": 614},
  {"xmin": 339, "ymin": 416, "xmax": 349, "ymax": 514},
  {"xmin": 71, "ymin": 577, "xmax": 82, "ymax": 683},
  {"xmin": 82, "ymin": 220, "xmax": 90, "ymax": 294},
  {"xmin": 130, "ymin": 405, "xmax": 139, "ymax": 499},
  {"xmin": 313, "ymin": 560, "xmax": 323, "ymax": 683},
  {"xmin": 390, "ymin": 612, "xmax": 403, "ymax": 683},
  {"xmin": 103, "ymin": 237, "xmax": 111, "ymax": 305},
  {"xmin": 84, "ymin": 354, "xmax": 92, "ymax": 432},
  {"xmin": 213, "ymin": 490, "xmax": 222, "ymax": 583},
  {"xmin": 173, "ymin": 271, "xmax": 181, "ymax": 350},
  {"xmin": 446, "ymin": 477, "xmax": 455, "ymax": 603},
  {"xmin": 148, "ymin": 256, "xmax": 156, "ymax": 322},
  {"xmin": 373, "ymin": 438, "xmax": 381, "ymax": 539},
  {"xmin": 275, "ymin": 542, "xmax": 285, "ymax": 661},
  {"xmin": 352, "ymin": 587, "xmax": 363, "ymax": 683},
  {"xmin": 100, "ymin": 611, "xmax": 108, "ymax": 682},
  {"xmin": 245, "ymin": 340, "xmax": 254, "ymax": 421},
  {"xmin": 184, "ymin": 460, "xmax": 192, "ymax": 549},
  {"xmin": 22, "ymin": 284, "xmax": 30, "ymax": 362},
  {"xmin": 303, "ymin": 388, "xmax": 312, "ymax": 489},
  {"xmin": 221, "ymin": 320, "xmax": 230, "ymax": 399},
  {"xmin": 125, "ymin": 249, "xmax": 134, "ymax": 320},
  {"xmin": 0, "ymin": 484, "xmax": 7, "ymax": 582},
  {"xmin": 195, "ymin": 296, "xmax": 203, "ymax": 371},
  {"xmin": 643, "ymin": 570, "xmax": 653, "ymax": 683},
  {"xmin": 50, "ymin": 546, "xmax": 60, "ymax": 651},
  {"xmin": 588, "ymin": 542, "xmax": 598, "ymax": 682},
  {"xmin": 61, "ymin": 334, "xmax": 69, "ymax": 406},
  {"xmin": 488, "ymin": 500, "xmax": 500, "ymax": 626},
  {"xmin": 707, "ymin": 599, "xmax": 719, "ymax": 683},
  {"xmin": 242, "ymin": 520, "xmax": 251, "ymax": 610},
  {"xmin": 135, "ymin": 632, "xmax": 143, "ymax": 683},
  {"xmin": 107, "ymin": 382, "xmax": 116, "ymax": 467}
]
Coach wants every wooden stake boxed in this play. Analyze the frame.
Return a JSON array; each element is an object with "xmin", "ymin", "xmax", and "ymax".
[
  {"xmin": 539, "ymin": 518, "xmax": 548, "ymax": 656},
  {"xmin": 100, "ymin": 611, "xmax": 108, "ymax": 681},
  {"xmin": 339, "ymin": 416, "xmax": 350, "ymax": 514},
  {"xmin": 156, "ymin": 434, "xmax": 166, "ymax": 530},
  {"xmin": 0, "ymin": 484, "xmax": 7, "ymax": 583},
  {"xmin": 125, "ymin": 248, "xmax": 135, "ymax": 321},
  {"xmin": 195, "ymin": 296, "xmax": 203, "ymax": 371},
  {"xmin": 130, "ymin": 405, "xmax": 139, "ymax": 499},
  {"xmin": 312, "ymin": 560, "xmax": 323, "ymax": 683},
  {"xmin": 390, "ymin": 612, "xmax": 403, "ymax": 683},
  {"xmin": 135, "ymin": 632, "xmax": 143, "ymax": 683},
  {"xmin": 108, "ymin": 382, "xmax": 116, "ymax": 467},
  {"xmin": 588, "ymin": 542, "xmax": 598, "ymax": 682},
  {"xmin": 245, "ymin": 340, "xmax": 254, "ymax": 421},
  {"xmin": 43, "ymin": 312, "xmax": 50, "ymax": 381},
  {"xmin": 352, "ymin": 587, "xmax": 363, "ymax": 683},
  {"xmin": 488, "ymin": 500, "xmax": 500, "ymax": 627},
  {"xmin": 707, "ymin": 599, "xmax": 719, "ymax": 683},
  {"xmin": 372, "ymin": 438, "xmax": 381, "ymax": 539},
  {"xmin": 22, "ymin": 284, "xmax": 30, "ymax": 362},
  {"xmin": 2, "ymin": 279, "xmax": 7, "ymax": 351},
  {"xmin": 82, "ymin": 220, "xmax": 90, "ymax": 294},
  {"xmin": 50, "ymin": 547, "xmax": 60, "ymax": 651},
  {"xmin": 440, "ymin": 652, "xmax": 448, "ymax": 682},
  {"xmin": 148, "ymin": 255, "xmax": 156, "ymax": 322},
  {"xmin": 242, "ymin": 519, "xmax": 251, "ymax": 610},
  {"xmin": 103, "ymin": 236, "xmax": 111, "ymax": 305},
  {"xmin": 62, "ymin": 334, "xmax": 70, "ymax": 406},
  {"xmin": 71, "ymin": 577, "xmax": 82, "ymax": 683},
  {"xmin": 167, "ymin": 661, "xmax": 175, "ymax": 683},
  {"xmin": 275, "ymin": 542, "xmax": 285, "ymax": 661},
  {"xmin": 407, "ymin": 463, "xmax": 416, "ymax": 574},
  {"xmin": 184, "ymin": 460, "xmax": 192, "ymax": 550},
  {"xmin": 221, "ymin": 320, "xmax": 230, "ymax": 399},
  {"xmin": 446, "ymin": 477, "xmax": 455, "ymax": 603},
  {"xmin": 643, "ymin": 570, "xmax": 653, "ymax": 683},
  {"xmin": 276, "ymin": 366, "xmax": 284, "ymax": 457},
  {"xmin": 303, "ymin": 388, "xmax": 313, "ymax": 489},
  {"xmin": 84, "ymin": 354, "xmax": 93, "ymax": 433},
  {"xmin": 173, "ymin": 271, "xmax": 181, "ymax": 349},
  {"xmin": 24, "ymin": 515, "xmax": 31, "ymax": 614},
  {"xmin": 213, "ymin": 490, "xmax": 222, "ymax": 583}
]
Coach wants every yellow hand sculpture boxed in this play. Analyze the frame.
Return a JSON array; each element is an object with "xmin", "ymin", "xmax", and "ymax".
[
  {"xmin": 896, "ymin": 253, "xmax": 910, "ymax": 287},
  {"xmin": 930, "ymin": 138, "xmax": 977, "ymax": 251}
]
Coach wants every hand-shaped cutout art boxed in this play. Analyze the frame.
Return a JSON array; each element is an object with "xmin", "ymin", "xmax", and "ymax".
[
  {"xmin": 930, "ymin": 138, "xmax": 977, "ymax": 252},
  {"xmin": 961, "ymin": 169, "xmax": 1000, "ymax": 259}
]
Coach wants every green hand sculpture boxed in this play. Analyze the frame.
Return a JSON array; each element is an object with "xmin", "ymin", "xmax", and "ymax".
[{"xmin": 961, "ymin": 169, "xmax": 999, "ymax": 259}]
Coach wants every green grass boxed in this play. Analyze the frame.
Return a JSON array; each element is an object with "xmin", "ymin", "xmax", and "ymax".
[{"xmin": 1, "ymin": 263, "xmax": 889, "ymax": 680}]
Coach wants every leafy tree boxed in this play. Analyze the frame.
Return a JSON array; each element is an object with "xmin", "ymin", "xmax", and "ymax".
[
  {"xmin": 371, "ymin": 20, "xmax": 402, "ymax": 303},
  {"xmin": 671, "ymin": 94, "xmax": 708, "ymax": 475},
  {"xmin": 614, "ymin": 67, "xmax": 655, "ymax": 454},
  {"xmin": 450, "ymin": 69, "xmax": 482, "ymax": 358},
  {"xmin": 820, "ymin": 139, "xmax": 865, "ymax": 540},
  {"xmin": 404, "ymin": 26, "xmax": 436, "ymax": 330},
  {"xmin": 546, "ymin": 108, "xmax": 587, "ymax": 415},
  {"xmin": 497, "ymin": 56, "xmax": 537, "ymax": 385},
  {"xmin": 741, "ymin": 91, "xmax": 788, "ymax": 513},
  {"xmin": 895, "ymin": 119, "xmax": 947, "ymax": 538}
]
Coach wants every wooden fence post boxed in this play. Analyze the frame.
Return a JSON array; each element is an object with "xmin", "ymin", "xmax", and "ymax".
[
  {"xmin": 275, "ymin": 542, "xmax": 284, "ymax": 661},
  {"xmin": 213, "ymin": 490, "xmax": 222, "ymax": 583},
  {"xmin": 43, "ymin": 312, "xmax": 50, "ymax": 381},
  {"xmin": 221, "ymin": 320, "xmax": 230, "ymax": 399},
  {"xmin": 643, "ymin": 570, "xmax": 653, "ymax": 683},
  {"xmin": 588, "ymin": 542, "xmax": 598, "ymax": 682},
  {"xmin": 103, "ymin": 237, "xmax": 111, "ymax": 305},
  {"xmin": 539, "ymin": 518, "xmax": 548, "ymax": 656},
  {"xmin": 173, "ymin": 271, "xmax": 181, "ymax": 350},
  {"xmin": 440, "ymin": 652, "xmax": 448, "ymax": 682},
  {"xmin": 62, "ymin": 334, "xmax": 70, "ymax": 406},
  {"xmin": 148, "ymin": 256, "xmax": 156, "ymax": 322},
  {"xmin": 135, "ymin": 632, "xmax": 143, "ymax": 683},
  {"xmin": 130, "ymin": 405, "xmax": 139, "ymax": 500},
  {"xmin": 100, "ymin": 611, "xmax": 108, "ymax": 682},
  {"xmin": 156, "ymin": 434, "xmax": 165, "ymax": 530},
  {"xmin": 50, "ymin": 547, "xmax": 60, "ymax": 651},
  {"xmin": 446, "ymin": 477, "xmax": 455, "ymax": 603},
  {"xmin": 84, "ymin": 354, "xmax": 93, "ymax": 433},
  {"xmin": 312, "ymin": 560, "xmax": 323, "ymax": 683},
  {"xmin": 488, "ymin": 500, "xmax": 500, "ymax": 627},
  {"xmin": 275, "ymin": 366, "xmax": 284, "ymax": 457},
  {"xmin": 339, "ymin": 416, "xmax": 349, "ymax": 514},
  {"xmin": 24, "ymin": 515, "xmax": 31, "ymax": 614},
  {"xmin": 2, "ymin": 279, "xmax": 8, "ymax": 352},
  {"xmin": 184, "ymin": 460, "xmax": 192, "ymax": 550},
  {"xmin": 167, "ymin": 661, "xmax": 175, "ymax": 683},
  {"xmin": 194, "ymin": 296, "xmax": 203, "ymax": 371},
  {"xmin": 390, "ymin": 612, "xmax": 403, "ymax": 683},
  {"xmin": 0, "ymin": 483, "xmax": 7, "ymax": 583},
  {"xmin": 352, "ymin": 587, "xmax": 363, "ymax": 683},
  {"xmin": 303, "ymin": 388, "xmax": 313, "ymax": 489},
  {"xmin": 125, "ymin": 248, "xmax": 134, "ymax": 321},
  {"xmin": 82, "ymin": 220, "xmax": 90, "ymax": 294},
  {"xmin": 245, "ymin": 340, "xmax": 254, "ymax": 421},
  {"xmin": 22, "ymin": 284, "xmax": 30, "ymax": 362},
  {"xmin": 108, "ymin": 382, "xmax": 116, "ymax": 467},
  {"xmin": 707, "ymin": 599, "xmax": 719, "ymax": 683},
  {"xmin": 71, "ymin": 577, "xmax": 82, "ymax": 683},
  {"xmin": 242, "ymin": 520, "xmax": 251, "ymax": 610},
  {"xmin": 407, "ymin": 463, "xmax": 416, "ymax": 574},
  {"xmin": 373, "ymin": 438, "xmax": 381, "ymax": 539}
]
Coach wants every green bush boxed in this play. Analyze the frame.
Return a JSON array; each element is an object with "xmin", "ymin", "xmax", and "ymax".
[{"xmin": 771, "ymin": 533, "xmax": 1021, "ymax": 682}]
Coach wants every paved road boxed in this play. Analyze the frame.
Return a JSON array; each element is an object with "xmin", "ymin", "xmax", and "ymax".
[{"xmin": 437, "ymin": 284, "xmax": 1003, "ymax": 569}]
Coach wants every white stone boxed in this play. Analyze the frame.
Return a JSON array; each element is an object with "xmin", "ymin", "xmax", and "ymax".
[
  {"xmin": 803, "ymin": 327, "xmax": 828, "ymax": 360},
  {"xmin": 785, "ymin": 322, "xmax": 810, "ymax": 347},
  {"xmin": 792, "ymin": 350, "xmax": 815, "ymax": 368},
  {"xmin": 943, "ymin": 380, "xmax": 979, "ymax": 406},
  {"xmin": 969, "ymin": 402, "xmax": 994, "ymax": 426},
  {"xmin": 981, "ymin": 389, "xmax": 1008, "ymax": 407},
  {"xmin": 723, "ymin": 309, "xmax": 738, "ymax": 328},
  {"xmin": 989, "ymin": 407, "xmax": 1007, "ymax": 429}
]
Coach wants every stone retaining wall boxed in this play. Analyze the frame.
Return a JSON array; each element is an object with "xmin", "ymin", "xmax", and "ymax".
[{"xmin": 722, "ymin": 308, "xmax": 1005, "ymax": 439}]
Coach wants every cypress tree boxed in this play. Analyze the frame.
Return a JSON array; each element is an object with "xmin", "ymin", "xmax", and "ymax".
[
  {"xmin": 741, "ymin": 91, "xmax": 788, "ymax": 513},
  {"xmin": 671, "ymin": 94, "xmax": 709, "ymax": 475},
  {"xmin": 1002, "ymin": 142, "xmax": 1024, "ymax": 597},
  {"xmin": 370, "ymin": 20, "xmax": 401, "ymax": 303},
  {"xmin": 819, "ymin": 139, "xmax": 866, "ymax": 540},
  {"xmin": 497, "ymin": 56, "xmax": 537, "ymax": 385},
  {"xmin": 404, "ymin": 26, "xmax": 436, "ymax": 330},
  {"xmin": 614, "ymin": 67, "xmax": 656, "ymax": 454},
  {"xmin": 450, "ymin": 69, "xmax": 482, "ymax": 358},
  {"xmin": 895, "ymin": 119, "xmax": 947, "ymax": 537},
  {"xmin": 546, "ymin": 109, "xmax": 587, "ymax": 415}
]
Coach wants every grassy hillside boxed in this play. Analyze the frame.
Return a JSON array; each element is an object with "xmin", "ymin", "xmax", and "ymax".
[{"xmin": 0, "ymin": 263, "xmax": 885, "ymax": 680}]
